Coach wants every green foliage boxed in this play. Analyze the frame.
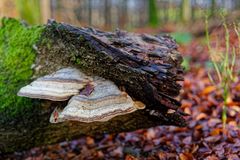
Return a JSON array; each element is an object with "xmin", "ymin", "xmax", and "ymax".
[
  {"xmin": 0, "ymin": 18, "xmax": 43, "ymax": 115},
  {"xmin": 171, "ymin": 32, "xmax": 193, "ymax": 44}
]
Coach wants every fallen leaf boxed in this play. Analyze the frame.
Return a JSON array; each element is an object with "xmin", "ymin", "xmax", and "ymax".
[
  {"xmin": 179, "ymin": 153, "xmax": 188, "ymax": 160},
  {"xmin": 182, "ymin": 100, "xmax": 193, "ymax": 108},
  {"xmin": 125, "ymin": 155, "xmax": 138, "ymax": 160},
  {"xmin": 182, "ymin": 136, "xmax": 192, "ymax": 145},
  {"xmin": 179, "ymin": 152, "xmax": 193, "ymax": 160},
  {"xmin": 227, "ymin": 154, "xmax": 240, "ymax": 160},
  {"xmin": 196, "ymin": 113, "xmax": 207, "ymax": 120},
  {"xmin": 201, "ymin": 86, "xmax": 216, "ymax": 95},
  {"xmin": 191, "ymin": 144, "xmax": 199, "ymax": 154},
  {"xmin": 111, "ymin": 146, "xmax": 123, "ymax": 157},
  {"xmin": 228, "ymin": 121, "xmax": 238, "ymax": 127},
  {"xmin": 145, "ymin": 128, "xmax": 156, "ymax": 140},
  {"xmin": 86, "ymin": 137, "xmax": 95, "ymax": 146},
  {"xmin": 204, "ymin": 135, "xmax": 221, "ymax": 143},
  {"xmin": 143, "ymin": 144, "xmax": 154, "ymax": 152},
  {"xmin": 158, "ymin": 151, "xmax": 167, "ymax": 160},
  {"xmin": 206, "ymin": 155, "xmax": 219, "ymax": 160},
  {"xmin": 235, "ymin": 83, "xmax": 240, "ymax": 91},
  {"xmin": 207, "ymin": 118, "xmax": 222, "ymax": 127},
  {"xmin": 210, "ymin": 128, "xmax": 222, "ymax": 136}
]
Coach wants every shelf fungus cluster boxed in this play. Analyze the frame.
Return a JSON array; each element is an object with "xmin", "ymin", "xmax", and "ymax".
[{"xmin": 18, "ymin": 68, "xmax": 145, "ymax": 123}]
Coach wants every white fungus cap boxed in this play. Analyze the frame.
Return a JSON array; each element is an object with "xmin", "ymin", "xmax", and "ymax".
[{"xmin": 18, "ymin": 68, "xmax": 92, "ymax": 101}]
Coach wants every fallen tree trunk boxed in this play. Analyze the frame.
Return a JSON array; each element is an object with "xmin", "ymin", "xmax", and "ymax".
[{"xmin": 0, "ymin": 19, "xmax": 186, "ymax": 153}]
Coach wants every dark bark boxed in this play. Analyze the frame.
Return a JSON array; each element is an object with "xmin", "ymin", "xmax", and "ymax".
[
  {"xmin": 37, "ymin": 20, "xmax": 184, "ymax": 111},
  {"xmin": 0, "ymin": 20, "xmax": 186, "ymax": 153}
]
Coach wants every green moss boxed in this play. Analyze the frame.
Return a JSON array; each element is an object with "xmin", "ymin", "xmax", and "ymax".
[{"xmin": 0, "ymin": 18, "xmax": 44, "ymax": 115}]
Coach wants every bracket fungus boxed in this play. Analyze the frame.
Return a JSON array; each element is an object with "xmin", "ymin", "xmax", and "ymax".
[
  {"xmin": 18, "ymin": 68, "xmax": 145, "ymax": 123},
  {"xmin": 18, "ymin": 68, "xmax": 92, "ymax": 101},
  {"xmin": 50, "ymin": 77, "xmax": 145, "ymax": 123}
]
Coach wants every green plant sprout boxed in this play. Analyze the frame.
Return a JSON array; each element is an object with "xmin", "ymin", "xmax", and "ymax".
[{"xmin": 205, "ymin": 16, "xmax": 239, "ymax": 129}]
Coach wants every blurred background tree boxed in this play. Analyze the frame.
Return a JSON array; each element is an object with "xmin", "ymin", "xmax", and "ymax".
[
  {"xmin": 148, "ymin": 0, "xmax": 159, "ymax": 27},
  {"xmin": 0, "ymin": 0, "xmax": 240, "ymax": 30},
  {"xmin": 181, "ymin": 0, "xmax": 191, "ymax": 22},
  {"xmin": 15, "ymin": 0, "xmax": 41, "ymax": 24}
]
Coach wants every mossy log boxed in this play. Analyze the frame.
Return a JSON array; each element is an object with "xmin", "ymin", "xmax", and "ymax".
[{"xmin": 0, "ymin": 19, "xmax": 186, "ymax": 153}]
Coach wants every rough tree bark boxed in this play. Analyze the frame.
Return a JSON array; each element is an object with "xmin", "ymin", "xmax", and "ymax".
[{"xmin": 0, "ymin": 20, "xmax": 186, "ymax": 153}]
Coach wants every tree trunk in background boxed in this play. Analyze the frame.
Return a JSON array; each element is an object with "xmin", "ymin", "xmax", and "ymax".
[
  {"xmin": 0, "ymin": 0, "xmax": 19, "ymax": 18},
  {"xmin": 138, "ymin": 0, "xmax": 146, "ymax": 28},
  {"xmin": 118, "ymin": 0, "xmax": 128, "ymax": 29},
  {"xmin": 88, "ymin": 0, "xmax": 92, "ymax": 26},
  {"xmin": 104, "ymin": 0, "xmax": 111, "ymax": 29},
  {"xmin": 148, "ymin": 0, "xmax": 159, "ymax": 27},
  {"xmin": 40, "ymin": 0, "xmax": 51, "ymax": 24},
  {"xmin": 237, "ymin": 0, "xmax": 240, "ymax": 9},
  {"xmin": 0, "ymin": 0, "xmax": 3, "ymax": 17},
  {"xmin": 191, "ymin": 0, "xmax": 195, "ymax": 21},
  {"xmin": 210, "ymin": 0, "xmax": 216, "ymax": 17},
  {"xmin": 15, "ymin": 0, "xmax": 41, "ymax": 24},
  {"xmin": 181, "ymin": 0, "xmax": 191, "ymax": 23}
]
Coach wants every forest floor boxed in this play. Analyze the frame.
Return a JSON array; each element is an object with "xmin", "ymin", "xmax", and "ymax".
[{"xmin": 2, "ymin": 27, "xmax": 240, "ymax": 160}]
